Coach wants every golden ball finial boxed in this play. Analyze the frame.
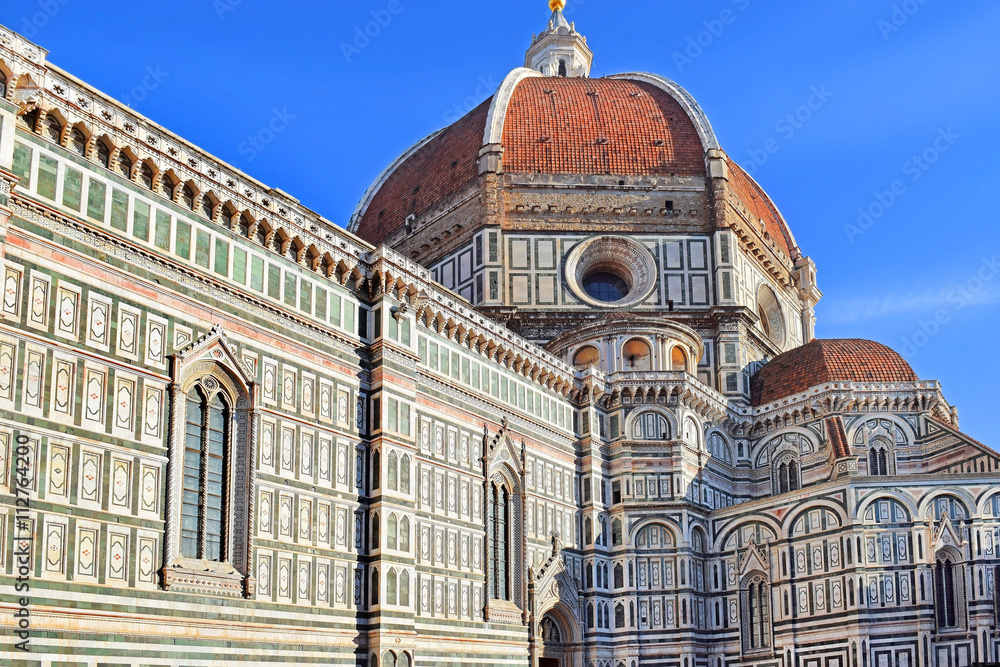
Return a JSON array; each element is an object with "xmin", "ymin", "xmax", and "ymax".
[{"xmin": 550, "ymin": 0, "xmax": 566, "ymax": 11}]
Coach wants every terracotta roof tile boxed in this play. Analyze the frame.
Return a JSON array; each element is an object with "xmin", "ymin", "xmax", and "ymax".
[
  {"xmin": 726, "ymin": 157, "xmax": 794, "ymax": 258},
  {"xmin": 354, "ymin": 76, "xmax": 710, "ymax": 245},
  {"xmin": 751, "ymin": 339, "xmax": 918, "ymax": 406},
  {"xmin": 355, "ymin": 98, "xmax": 490, "ymax": 246},
  {"xmin": 825, "ymin": 416, "xmax": 850, "ymax": 459},
  {"xmin": 502, "ymin": 78, "xmax": 705, "ymax": 176}
]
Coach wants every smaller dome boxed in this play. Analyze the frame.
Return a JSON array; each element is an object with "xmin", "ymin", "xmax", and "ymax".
[{"xmin": 751, "ymin": 339, "xmax": 918, "ymax": 406}]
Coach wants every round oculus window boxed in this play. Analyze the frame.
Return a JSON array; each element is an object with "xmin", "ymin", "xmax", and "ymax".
[{"xmin": 565, "ymin": 236, "xmax": 658, "ymax": 309}]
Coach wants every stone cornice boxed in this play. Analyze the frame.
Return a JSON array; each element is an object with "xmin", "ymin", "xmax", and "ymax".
[
  {"xmin": 750, "ymin": 380, "xmax": 947, "ymax": 424},
  {"xmin": 0, "ymin": 27, "xmax": 373, "ymax": 268}
]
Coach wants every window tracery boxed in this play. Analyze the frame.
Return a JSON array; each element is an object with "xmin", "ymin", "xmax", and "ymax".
[{"xmin": 741, "ymin": 573, "xmax": 772, "ymax": 652}]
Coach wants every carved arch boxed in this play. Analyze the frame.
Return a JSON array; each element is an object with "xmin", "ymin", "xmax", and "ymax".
[{"xmin": 163, "ymin": 326, "xmax": 257, "ymax": 598}]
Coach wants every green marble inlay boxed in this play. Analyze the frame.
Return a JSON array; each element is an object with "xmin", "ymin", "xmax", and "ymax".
[
  {"xmin": 330, "ymin": 293, "xmax": 342, "ymax": 327},
  {"xmin": 284, "ymin": 273, "xmax": 297, "ymax": 307},
  {"xmin": 38, "ymin": 154, "xmax": 58, "ymax": 201},
  {"xmin": 133, "ymin": 200, "xmax": 150, "ymax": 242},
  {"xmin": 267, "ymin": 265, "xmax": 281, "ymax": 300},
  {"xmin": 110, "ymin": 189, "xmax": 129, "ymax": 231},
  {"xmin": 195, "ymin": 230, "xmax": 211, "ymax": 268},
  {"xmin": 214, "ymin": 238, "xmax": 230, "ymax": 276},
  {"xmin": 300, "ymin": 280, "xmax": 312, "ymax": 314},
  {"xmin": 234, "ymin": 247, "xmax": 248, "ymax": 285},
  {"xmin": 154, "ymin": 210, "xmax": 171, "ymax": 251},
  {"xmin": 62, "ymin": 165, "xmax": 83, "ymax": 211},
  {"xmin": 175, "ymin": 220, "xmax": 192, "ymax": 260},
  {"xmin": 316, "ymin": 287, "xmax": 327, "ymax": 321},
  {"xmin": 87, "ymin": 179, "xmax": 106, "ymax": 221},
  {"xmin": 13, "ymin": 141, "xmax": 32, "ymax": 187},
  {"xmin": 251, "ymin": 255, "xmax": 265, "ymax": 292}
]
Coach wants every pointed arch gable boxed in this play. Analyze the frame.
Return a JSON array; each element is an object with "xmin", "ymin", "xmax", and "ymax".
[
  {"xmin": 750, "ymin": 427, "xmax": 820, "ymax": 464},
  {"xmin": 537, "ymin": 600, "xmax": 582, "ymax": 645},
  {"xmin": 173, "ymin": 325, "xmax": 255, "ymax": 396}
]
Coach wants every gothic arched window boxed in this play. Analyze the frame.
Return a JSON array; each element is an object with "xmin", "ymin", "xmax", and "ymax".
[
  {"xmin": 371, "ymin": 450, "xmax": 381, "ymax": 491},
  {"xmin": 0, "ymin": 70, "xmax": 7, "ymax": 100},
  {"xmin": 181, "ymin": 384, "xmax": 229, "ymax": 561},
  {"xmin": 773, "ymin": 454, "xmax": 799, "ymax": 494},
  {"xmin": 387, "ymin": 513, "xmax": 398, "ymax": 550},
  {"xmin": 387, "ymin": 568, "xmax": 397, "ymax": 605},
  {"xmin": 868, "ymin": 438, "xmax": 892, "ymax": 476},
  {"xmin": 488, "ymin": 480, "xmax": 512, "ymax": 600},
  {"xmin": 934, "ymin": 549, "xmax": 962, "ymax": 629},
  {"xmin": 387, "ymin": 450, "xmax": 398, "ymax": 491},
  {"xmin": 632, "ymin": 411, "xmax": 671, "ymax": 440},
  {"xmin": 400, "ymin": 454, "xmax": 411, "ymax": 494},
  {"xmin": 741, "ymin": 573, "xmax": 772, "ymax": 652},
  {"xmin": 399, "ymin": 516, "xmax": 410, "ymax": 552},
  {"xmin": 166, "ymin": 335, "xmax": 255, "ymax": 597},
  {"xmin": 400, "ymin": 570, "xmax": 410, "ymax": 607}
]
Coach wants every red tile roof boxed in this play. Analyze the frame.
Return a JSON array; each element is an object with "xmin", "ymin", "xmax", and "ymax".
[
  {"xmin": 355, "ymin": 98, "xmax": 491, "ymax": 246},
  {"xmin": 726, "ymin": 157, "xmax": 795, "ymax": 258},
  {"xmin": 751, "ymin": 339, "xmax": 918, "ymax": 406},
  {"xmin": 354, "ymin": 76, "xmax": 710, "ymax": 245},
  {"xmin": 501, "ymin": 77, "xmax": 705, "ymax": 176},
  {"xmin": 825, "ymin": 416, "xmax": 851, "ymax": 459}
]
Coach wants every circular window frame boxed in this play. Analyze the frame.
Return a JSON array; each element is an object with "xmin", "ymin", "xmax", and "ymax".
[{"xmin": 565, "ymin": 236, "xmax": 658, "ymax": 309}]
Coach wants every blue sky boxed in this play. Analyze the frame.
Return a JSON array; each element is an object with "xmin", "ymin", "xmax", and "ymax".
[{"xmin": 3, "ymin": 0, "xmax": 998, "ymax": 443}]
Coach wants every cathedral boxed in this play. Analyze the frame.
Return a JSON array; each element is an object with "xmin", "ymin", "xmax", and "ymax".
[{"xmin": 0, "ymin": 3, "xmax": 998, "ymax": 666}]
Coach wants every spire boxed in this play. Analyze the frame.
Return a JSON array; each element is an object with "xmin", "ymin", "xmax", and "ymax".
[{"xmin": 525, "ymin": 0, "xmax": 594, "ymax": 77}]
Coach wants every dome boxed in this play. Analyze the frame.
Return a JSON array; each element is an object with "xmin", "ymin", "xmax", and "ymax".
[
  {"xmin": 499, "ymin": 77, "xmax": 705, "ymax": 178},
  {"xmin": 750, "ymin": 339, "xmax": 919, "ymax": 406},
  {"xmin": 349, "ymin": 69, "xmax": 773, "ymax": 247}
]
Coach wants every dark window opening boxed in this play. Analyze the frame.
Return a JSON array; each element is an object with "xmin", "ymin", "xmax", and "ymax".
[
  {"xmin": 582, "ymin": 272, "xmax": 628, "ymax": 302},
  {"xmin": 181, "ymin": 385, "xmax": 228, "ymax": 562}
]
